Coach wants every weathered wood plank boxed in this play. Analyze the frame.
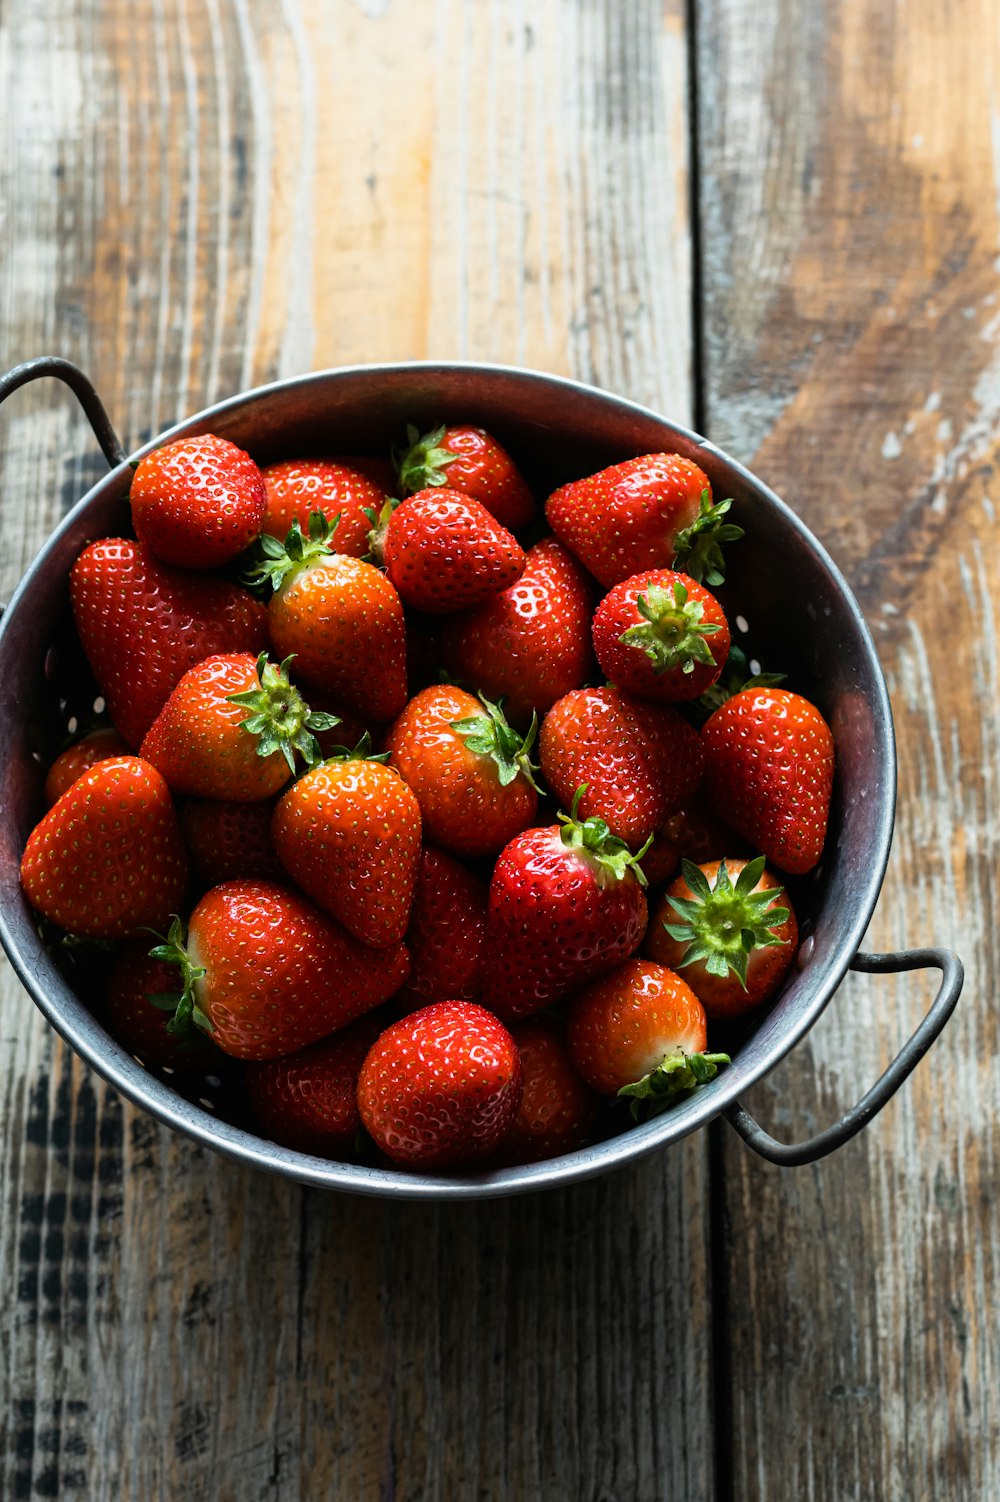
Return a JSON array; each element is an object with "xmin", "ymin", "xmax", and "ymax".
[
  {"xmin": 0, "ymin": 3, "xmax": 704, "ymax": 1499},
  {"xmin": 698, "ymin": 1, "xmax": 1000, "ymax": 1496}
]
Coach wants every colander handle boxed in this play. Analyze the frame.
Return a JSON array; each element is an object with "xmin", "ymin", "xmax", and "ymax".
[
  {"xmin": 723, "ymin": 946, "xmax": 964, "ymax": 1166},
  {"xmin": 0, "ymin": 356, "xmax": 127, "ymax": 467}
]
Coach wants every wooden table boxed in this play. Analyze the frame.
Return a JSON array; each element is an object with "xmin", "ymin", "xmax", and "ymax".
[{"xmin": 0, "ymin": 2, "xmax": 995, "ymax": 1497}]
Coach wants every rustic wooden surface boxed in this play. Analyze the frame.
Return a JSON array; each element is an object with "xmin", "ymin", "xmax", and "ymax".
[{"xmin": 0, "ymin": 0, "xmax": 995, "ymax": 1498}]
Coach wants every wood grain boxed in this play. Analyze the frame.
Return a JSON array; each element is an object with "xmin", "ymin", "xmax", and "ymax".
[
  {"xmin": 0, "ymin": 3, "xmax": 704, "ymax": 1500},
  {"xmin": 698, "ymin": 0, "xmax": 1000, "ymax": 1496}
]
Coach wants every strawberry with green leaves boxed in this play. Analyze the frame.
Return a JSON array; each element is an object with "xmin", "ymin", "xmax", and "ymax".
[
  {"xmin": 248, "ymin": 511, "xmax": 407, "ymax": 723},
  {"xmin": 395, "ymin": 423, "xmax": 536, "ymax": 530},
  {"xmin": 261, "ymin": 457, "xmax": 391, "ymax": 557},
  {"xmin": 539, "ymin": 685, "xmax": 703, "ymax": 848},
  {"xmin": 140, "ymin": 652, "xmax": 336, "ymax": 801},
  {"xmin": 20, "ymin": 756, "xmax": 189, "ymax": 939},
  {"xmin": 546, "ymin": 453, "xmax": 741, "ymax": 588},
  {"xmin": 245, "ymin": 1013, "xmax": 384, "ymax": 1155},
  {"xmin": 357, "ymin": 1000, "xmax": 523, "ymax": 1168},
  {"xmin": 152, "ymin": 880, "xmax": 410, "ymax": 1060},
  {"xmin": 395, "ymin": 847, "xmax": 487, "ymax": 1012},
  {"xmin": 592, "ymin": 569, "xmax": 731, "ymax": 702},
  {"xmin": 386, "ymin": 685, "xmax": 538, "ymax": 858},
  {"xmin": 367, "ymin": 489, "xmax": 525, "ymax": 612},
  {"xmin": 106, "ymin": 943, "xmax": 219, "ymax": 1070},
  {"xmin": 271, "ymin": 737, "xmax": 422, "ymax": 948},
  {"xmin": 43, "ymin": 728, "xmax": 130, "ymax": 807},
  {"xmin": 701, "ymin": 688, "xmax": 834, "ymax": 875},
  {"xmin": 130, "ymin": 433, "xmax": 267, "ymax": 569},
  {"xmin": 499, "ymin": 1018, "xmax": 601, "ymax": 1165},
  {"xmin": 645, "ymin": 857, "xmax": 797, "ymax": 1018},
  {"xmin": 483, "ymin": 788, "xmax": 650, "ymax": 1021},
  {"xmin": 567, "ymin": 959, "xmax": 729, "ymax": 1116},
  {"xmin": 639, "ymin": 797, "xmax": 747, "ymax": 886}
]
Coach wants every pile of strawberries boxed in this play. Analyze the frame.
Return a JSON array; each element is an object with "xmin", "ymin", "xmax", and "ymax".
[{"xmin": 19, "ymin": 419, "xmax": 834, "ymax": 1173}]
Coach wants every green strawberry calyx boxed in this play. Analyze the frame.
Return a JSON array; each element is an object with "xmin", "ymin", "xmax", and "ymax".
[
  {"xmin": 619, "ymin": 579, "xmax": 722, "ymax": 676},
  {"xmin": 671, "ymin": 489, "xmax": 743, "ymax": 586},
  {"xmin": 243, "ymin": 508, "xmax": 340, "ymax": 593},
  {"xmin": 451, "ymin": 695, "xmax": 542, "ymax": 791},
  {"xmin": 689, "ymin": 643, "xmax": 785, "ymax": 724},
  {"xmin": 227, "ymin": 654, "xmax": 340, "ymax": 774},
  {"xmin": 394, "ymin": 422, "xmax": 458, "ymax": 495},
  {"xmin": 558, "ymin": 785, "xmax": 650, "ymax": 886},
  {"xmin": 147, "ymin": 917, "xmax": 211, "ymax": 1037},
  {"xmin": 618, "ymin": 1049, "xmax": 731, "ymax": 1120},
  {"xmin": 663, "ymin": 856, "xmax": 790, "ymax": 989},
  {"xmin": 317, "ymin": 731, "xmax": 392, "ymax": 766},
  {"xmin": 363, "ymin": 496, "xmax": 402, "ymax": 566}
]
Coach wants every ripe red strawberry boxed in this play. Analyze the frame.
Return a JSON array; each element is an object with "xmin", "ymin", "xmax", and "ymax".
[
  {"xmin": 141, "ymin": 653, "xmax": 335, "ymax": 801},
  {"xmin": 368, "ymin": 489, "xmax": 525, "ymax": 612},
  {"xmin": 20, "ymin": 756, "xmax": 189, "ymax": 938},
  {"xmin": 592, "ymin": 569, "xmax": 730, "ymax": 702},
  {"xmin": 43, "ymin": 728, "xmax": 130, "ymax": 807},
  {"xmin": 245, "ymin": 1013, "xmax": 383, "ymax": 1154},
  {"xmin": 499, "ymin": 1018, "xmax": 600, "ymax": 1164},
  {"xmin": 261, "ymin": 457, "xmax": 390, "ymax": 557},
  {"xmin": 70, "ymin": 539, "xmax": 268, "ymax": 748},
  {"xmin": 130, "ymin": 434, "xmax": 267, "ymax": 569},
  {"xmin": 249, "ymin": 512, "xmax": 407, "ymax": 722},
  {"xmin": 395, "ymin": 423, "xmax": 536, "ymax": 530},
  {"xmin": 546, "ymin": 453, "xmax": 742, "ymax": 587},
  {"xmin": 180, "ymin": 799, "xmax": 283, "ymax": 887},
  {"xmin": 395, "ymin": 847, "xmax": 487, "ymax": 1012},
  {"xmin": 483, "ymin": 791, "xmax": 649, "ymax": 1021},
  {"xmin": 386, "ymin": 685, "xmax": 538, "ymax": 858},
  {"xmin": 701, "ymin": 688, "xmax": 834, "ymax": 875},
  {"xmin": 106, "ymin": 943, "xmax": 218, "ymax": 1069},
  {"xmin": 357, "ymin": 1000, "xmax": 523, "ymax": 1168},
  {"xmin": 271, "ymin": 743, "xmax": 422, "ymax": 947},
  {"xmin": 567, "ymin": 959, "xmax": 729, "ymax": 1114},
  {"xmin": 639, "ymin": 797, "xmax": 746, "ymax": 886},
  {"xmin": 153, "ymin": 880, "xmax": 410, "ymax": 1060},
  {"xmin": 444, "ymin": 537, "xmax": 595, "ymax": 724},
  {"xmin": 645, "ymin": 857, "xmax": 797, "ymax": 1018},
  {"xmin": 539, "ymin": 686, "xmax": 703, "ymax": 847}
]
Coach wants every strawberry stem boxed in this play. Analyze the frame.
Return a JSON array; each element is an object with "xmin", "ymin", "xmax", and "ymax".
[
  {"xmin": 618, "ymin": 578, "xmax": 722, "ymax": 676},
  {"xmin": 227, "ymin": 654, "xmax": 340, "ymax": 773},
  {"xmin": 663, "ymin": 856, "xmax": 790, "ymax": 988},
  {"xmin": 688, "ymin": 644, "xmax": 786, "ymax": 724},
  {"xmin": 393, "ymin": 422, "xmax": 458, "ymax": 494},
  {"xmin": 148, "ymin": 917, "xmax": 211, "ymax": 1036},
  {"xmin": 558, "ymin": 785, "xmax": 650, "ymax": 886},
  {"xmin": 363, "ymin": 496, "xmax": 402, "ymax": 565},
  {"xmin": 618, "ymin": 1048, "xmax": 731, "ymax": 1119},
  {"xmin": 451, "ymin": 694, "xmax": 541, "ymax": 791},
  {"xmin": 243, "ymin": 508, "xmax": 340, "ymax": 593},
  {"xmin": 317, "ymin": 731, "xmax": 392, "ymax": 766},
  {"xmin": 671, "ymin": 489, "xmax": 743, "ymax": 586}
]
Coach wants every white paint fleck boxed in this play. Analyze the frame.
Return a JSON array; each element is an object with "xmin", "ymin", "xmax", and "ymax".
[
  {"xmin": 882, "ymin": 601, "xmax": 899, "ymax": 615},
  {"xmin": 937, "ymin": 418, "xmax": 954, "ymax": 443},
  {"xmin": 904, "ymin": 418, "xmax": 916, "ymax": 435},
  {"xmin": 924, "ymin": 391, "xmax": 942, "ymax": 412},
  {"xmin": 984, "ymin": 496, "xmax": 996, "ymax": 521},
  {"xmin": 882, "ymin": 430, "xmax": 902, "ymax": 460},
  {"xmin": 912, "ymin": 133, "xmax": 924, "ymax": 148}
]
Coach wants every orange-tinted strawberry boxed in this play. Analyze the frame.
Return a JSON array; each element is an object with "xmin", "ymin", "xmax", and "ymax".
[
  {"xmin": 443, "ymin": 537, "xmax": 595, "ymax": 724},
  {"xmin": 701, "ymin": 688, "xmax": 834, "ymax": 875},
  {"xmin": 43, "ymin": 728, "xmax": 130, "ymax": 807},
  {"xmin": 499, "ymin": 1018, "xmax": 600, "ymax": 1164},
  {"xmin": 70, "ymin": 539, "xmax": 268, "ymax": 748},
  {"xmin": 396, "ymin": 423, "xmax": 536, "ymax": 530},
  {"xmin": 154, "ymin": 881, "xmax": 410, "ymax": 1060},
  {"xmin": 539, "ymin": 686, "xmax": 703, "ymax": 848},
  {"xmin": 271, "ymin": 743, "xmax": 422, "ymax": 948},
  {"xmin": 245, "ymin": 1013, "xmax": 384, "ymax": 1154},
  {"xmin": 645, "ymin": 857, "xmax": 797, "ymax": 1019},
  {"xmin": 130, "ymin": 434, "xmax": 266, "ymax": 569},
  {"xmin": 20, "ymin": 757, "xmax": 189, "ymax": 939},
  {"xmin": 386, "ymin": 686, "xmax": 538, "ymax": 858},
  {"xmin": 592, "ymin": 569, "xmax": 730, "ymax": 702},
  {"xmin": 357, "ymin": 1000, "xmax": 523, "ymax": 1168},
  {"xmin": 180, "ymin": 799, "xmax": 284, "ymax": 887},
  {"xmin": 395, "ymin": 847, "xmax": 487, "ymax": 1012},
  {"xmin": 261, "ymin": 457, "xmax": 390, "ymax": 557},
  {"xmin": 370, "ymin": 489, "xmax": 525, "ymax": 613},
  {"xmin": 546, "ymin": 453, "xmax": 741, "ymax": 587},
  {"xmin": 106, "ymin": 943, "xmax": 218, "ymax": 1069}
]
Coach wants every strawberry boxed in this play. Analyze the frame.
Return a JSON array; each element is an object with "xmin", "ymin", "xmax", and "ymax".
[
  {"xmin": 287, "ymin": 686, "xmax": 378, "ymax": 761},
  {"xmin": 395, "ymin": 847, "xmax": 487, "ymax": 1012},
  {"xmin": 386, "ymin": 685, "xmax": 538, "ymax": 858},
  {"xmin": 539, "ymin": 686, "xmax": 703, "ymax": 847},
  {"xmin": 20, "ymin": 756, "xmax": 189, "ymax": 938},
  {"xmin": 245, "ymin": 1013, "xmax": 383, "ymax": 1154},
  {"xmin": 248, "ymin": 512, "xmax": 407, "ymax": 722},
  {"xmin": 499, "ymin": 1018, "xmax": 600, "ymax": 1164},
  {"xmin": 701, "ymin": 688, "xmax": 834, "ymax": 875},
  {"xmin": 43, "ymin": 727, "xmax": 130, "ymax": 807},
  {"xmin": 567, "ymin": 958, "xmax": 729, "ymax": 1115},
  {"xmin": 645, "ymin": 857, "xmax": 797, "ymax": 1018},
  {"xmin": 368, "ymin": 489, "xmax": 525, "ymax": 613},
  {"xmin": 152, "ymin": 880, "xmax": 410, "ymax": 1060},
  {"xmin": 106, "ymin": 943, "xmax": 218, "ymax": 1069},
  {"xmin": 180, "ymin": 798, "xmax": 283, "ymax": 887},
  {"xmin": 592, "ymin": 569, "xmax": 730, "ymax": 702},
  {"xmin": 271, "ymin": 740, "xmax": 422, "ymax": 947},
  {"xmin": 639, "ymin": 797, "xmax": 747, "ymax": 886},
  {"xmin": 443, "ymin": 537, "xmax": 595, "ymax": 724},
  {"xmin": 357, "ymin": 1000, "xmax": 523, "ymax": 1168},
  {"xmin": 70, "ymin": 539, "xmax": 267, "ymax": 748},
  {"xmin": 130, "ymin": 434, "xmax": 267, "ymax": 569},
  {"xmin": 483, "ymin": 789, "xmax": 649, "ymax": 1021},
  {"xmin": 140, "ymin": 653, "xmax": 335, "ymax": 801},
  {"xmin": 395, "ymin": 423, "xmax": 536, "ymax": 530},
  {"xmin": 545, "ymin": 453, "xmax": 742, "ymax": 587},
  {"xmin": 261, "ymin": 457, "xmax": 390, "ymax": 557}
]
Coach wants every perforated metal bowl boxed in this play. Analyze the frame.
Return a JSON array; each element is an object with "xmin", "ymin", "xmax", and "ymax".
[{"xmin": 0, "ymin": 357, "xmax": 963, "ymax": 1198}]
